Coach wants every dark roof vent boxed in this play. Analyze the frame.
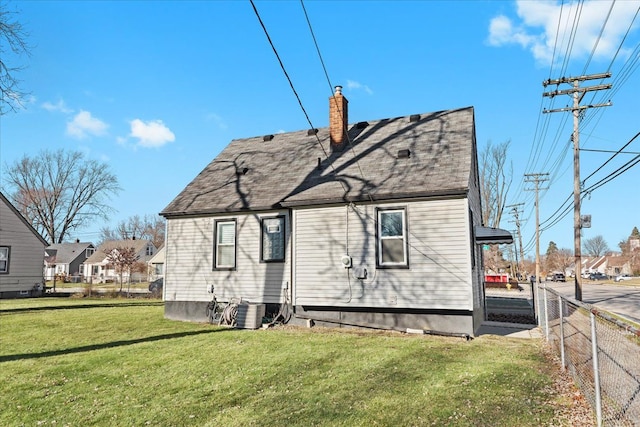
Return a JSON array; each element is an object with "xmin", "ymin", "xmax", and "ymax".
[
  {"xmin": 397, "ymin": 149, "xmax": 411, "ymax": 159},
  {"xmin": 263, "ymin": 134, "xmax": 274, "ymax": 142},
  {"xmin": 356, "ymin": 121, "xmax": 369, "ymax": 129},
  {"xmin": 307, "ymin": 128, "xmax": 318, "ymax": 136},
  {"xmin": 236, "ymin": 167, "xmax": 249, "ymax": 175},
  {"xmin": 409, "ymin": 114, "xmax": 421, "ymax": 122},
  {"xmin": 317, "ymin": 157, "xmax": 322, "ymax": 171}
]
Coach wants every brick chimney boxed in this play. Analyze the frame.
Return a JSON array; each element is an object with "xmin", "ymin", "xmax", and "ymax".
[{"xmin": 329, "ymin": 85, "xmax": 348, "ymax": 150}]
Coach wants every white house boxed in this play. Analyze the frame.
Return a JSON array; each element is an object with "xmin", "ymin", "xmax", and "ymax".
[
  {"xmin": 44, "ymin": 241, "xmax": 95, "ymax": 282},
  {"xmin": 160, "ymin": 87, "xmax": 511, "ymax": 337},
  {"xmin": 83, "ymin": 239, "xmax": 157, "ymax": 284}
]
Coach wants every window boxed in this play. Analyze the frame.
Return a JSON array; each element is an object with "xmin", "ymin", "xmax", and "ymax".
[
  {"xmin": 261, "ymin": 216, "xmax": 285, "ymax": 262},
  {"xmin": 85, "ymin": 248, "xmax": 95, "ymax": 258},
  {"xmin": 146, "ymin": 245, "xmax": 154, "ymax": 256},
  {"xmin": 214, "ymin": 220, "xmax": 236, "ymax": 269},
  {"xmin": 0, "ymin": 246, "xmax": 10, "ymax": 274},
  {"xmin": 153, "ymin": 263, "xmax": 163, "ymax": 275},
  {"xmin": 377, "ymin": 208, "xmax": 408, "ymax": 267}
]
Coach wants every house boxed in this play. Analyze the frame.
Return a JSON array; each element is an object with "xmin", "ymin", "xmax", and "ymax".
[
  {"xmin": 583, "ymin": 256, "xmax": 608, "ymax": 277},
  {"xmin": 160, "ymin": 87, "xmax": 511, "ymax": 336},
  {"xmin": 44, "ymin": 241, "xmax": 95, "ymax": 282},
  {"xmin": 83, "ymin": 239, "xmax": 157, "ymax": 283},
  {"xmin": 147, "ymin": 245, "xmax": 165, "ymax": 281},
  {"xmin": 0, "ymin": 192, "xmax": 48, "ymax": 298}
]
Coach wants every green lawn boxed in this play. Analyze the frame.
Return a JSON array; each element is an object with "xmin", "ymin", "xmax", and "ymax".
[{"xmin": 0, "ymin": 297, "xmax": 579, "ymax": 426}]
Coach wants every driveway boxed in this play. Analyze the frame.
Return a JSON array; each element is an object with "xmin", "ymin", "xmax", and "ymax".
[{"xmin": 543, "ymin": 281, "xmax": 640, "ymax": 325}]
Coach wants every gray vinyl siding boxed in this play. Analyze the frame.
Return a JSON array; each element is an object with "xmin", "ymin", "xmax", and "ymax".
[
  {"xmin": 293, "ymin": 199, "xmax": 473, "ymax": 310},
  {"xmin": 165, "ymin": 211, "xmax": 291, "ymax": 304},
  {"xmin": 0, "ymin": 198, "xmax": 46, "ymax": 293}
]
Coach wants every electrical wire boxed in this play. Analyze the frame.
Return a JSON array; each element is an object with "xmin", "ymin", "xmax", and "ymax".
[
  {"xmin": 249, "ymin": 0, "xmax": 349, "ymax": 196},
  {"xmin": 300, "ymin": 0, "xmax": 374, "ymax": 203}
]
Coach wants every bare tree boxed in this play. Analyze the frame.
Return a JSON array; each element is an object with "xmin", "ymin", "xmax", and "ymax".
[
  {"xmin": 547, "ymin": 248, "xmax": 573, "ymax": 274},
  {"xmin": 583, "ymin": 235, "xmax": 609, "ymax": 257},
  {"xmin": 4, "ymin": 149, "xmax": 121, "ymax": 244},
  {"xmin": 479, "ymin": 140, "xmax": 513, "ymax": 228},
  {"xmin": 99, "ymin": 214, "xmax": 165, "ymax": 248},
  {"xmin": 105, "ymin": 246, "xmax": 138, "ymax": 294},
  {"xmin": 0, "ymin": 3, "xmax": 30, "ymax": 115}
]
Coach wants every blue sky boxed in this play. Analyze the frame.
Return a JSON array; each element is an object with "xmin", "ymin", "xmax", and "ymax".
[{"xmin": 1, "ymin": 0, "xmax": 639, "ymax": 258}]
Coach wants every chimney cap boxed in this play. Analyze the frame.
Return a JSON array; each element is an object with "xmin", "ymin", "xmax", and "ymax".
[{"xmin": 334, "ymin": 85, "xmax": 343, "ymax": 95}]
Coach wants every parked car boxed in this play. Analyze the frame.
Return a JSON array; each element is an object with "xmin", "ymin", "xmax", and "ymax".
[
  {"xmin": 149, "ymin": 278, "xmax": 163, "ymax": 292},
  {"xmin": 551, "ymin": 273, "xmax": 566, "ymax": 282},
  {"xmin": 589, "ymin": 272, "xmax": 608, "ymax": 281},
  {"xmin": 614, "ymin": 274, "xmax": 632, "ymax": 282}
]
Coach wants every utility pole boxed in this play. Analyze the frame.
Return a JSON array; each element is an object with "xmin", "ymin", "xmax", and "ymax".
[
  {"xmin": 525, "ymin": 173, "xmax": 549, "ymax": 320},
  {"xmin": 542, "ymin": 73, "xmax": 612, "ymax": 301},
  {"xmin": 507, "ymin": 203, "xmax": 525, "ymax": 278}
]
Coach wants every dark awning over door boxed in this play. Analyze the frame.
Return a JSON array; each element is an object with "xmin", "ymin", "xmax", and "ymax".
[{"xmin": 475, "ymin": 226, "xmax": 513, "ymax": 245}]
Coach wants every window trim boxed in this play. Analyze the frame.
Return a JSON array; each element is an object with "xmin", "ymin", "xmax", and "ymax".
[
  {"xmin": 213, "ymin": 219, "xmax": 237, "ymax": 270},
  {"xmin": 376, "ymin": 207, "xmax": 409, "ymax": 268},
  {"xmin": 0, "ymin": 246, "xmax": 10, "ymax": 274},
  {"xmin": 260, "ymin": 215, "xmax": 286, "ymax": 263}
]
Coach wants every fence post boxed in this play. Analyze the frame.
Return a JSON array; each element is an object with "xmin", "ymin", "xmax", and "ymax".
[
  {"xmin": 559, "ymin": 295, "xmax": 565, "ymax": 370},
  {"xmin": 590, "ymin": 311, "xmax": 603, "ymax": 427},
  {"xmin": 543, "ymin": 286, "xmax": 549, "ymax": 341}
]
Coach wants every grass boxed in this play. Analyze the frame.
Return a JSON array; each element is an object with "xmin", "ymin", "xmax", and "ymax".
[{"xmin": 0, "ymin": 297, "xmax": 577, "ymax": 426}]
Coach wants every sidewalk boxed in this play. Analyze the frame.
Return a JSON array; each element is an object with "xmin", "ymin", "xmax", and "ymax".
[{"xmin": 476, "ymin": 321, "xmax": 542, "ymax": 338}]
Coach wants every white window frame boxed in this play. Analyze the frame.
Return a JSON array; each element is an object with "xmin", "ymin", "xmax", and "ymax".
[
  {"xmin": 214, "ymin": 219, "xmax": 236, "ymax": 270},
  {"xmin": 377, "ymin": 208, "xmax": 408, "ymax": 267}
]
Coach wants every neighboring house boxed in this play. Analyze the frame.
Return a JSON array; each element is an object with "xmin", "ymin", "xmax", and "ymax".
[
  {"xmin": 147, "ymin": 246, "xmax": 165, "ymax": 281},
  {"xmin": 605, "ymin": 255, "xmax": 631, "ymax": 277},
  {"xmin": 160, "ymin": 87, "xmax": 511, "ymax": 336},
  {"xmin": 0, "ymin": 192, "xmax": 48, "ymax": 298},
  {"xmin": 44, "ymin": 241, "xmax": 95, "ymax": 281},
  {"xmin": 584, "ymin": 256, "xmax": 608, "ymax": 276},
  {"xmin": 83, "ymin": 239, "xmax": 157, "ymax": 283}
]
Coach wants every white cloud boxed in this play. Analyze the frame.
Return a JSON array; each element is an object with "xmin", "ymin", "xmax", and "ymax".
[
  {"xmin": 42, "ymin": 99, "xmax": 73, "ymax": 114},
  {"xmin": 66, "ymin": 110, "xmax": 108, "ymax": 139},
  {"xmin": 346, "ymin": 80, "xmax": 373, "ymax": 95},
  {"xmin": 205, "ymin": 112, "xmax": 228, "ymax": 130},
  {"xmin": 487, "ymin": 0, "xmax": 640, "ymax": 65},
  {"xmin": 129, "ymin": 119, "xmax": 175, "ymax": 148}
]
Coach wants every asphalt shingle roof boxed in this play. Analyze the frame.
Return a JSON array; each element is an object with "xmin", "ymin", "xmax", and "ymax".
[
  {"xmin": 45, "ymin": 242, "xmax": 93, "ymax": 264},
  {"xmin": 162, "ymin": 106, "xmax": 476, "ymax": 217}
]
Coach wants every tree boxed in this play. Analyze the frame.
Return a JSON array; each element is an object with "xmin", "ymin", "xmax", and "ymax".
[
  {"xmin": 479, "ymin": 140, "xmax": 512, "ymax": 228},
  {"xmin": 547, "ymin": 248, "xmax": 573, "ymax": 274},
  {"xmin": 105, "ymin": 245, "xmax": 138, "ymax": 294},
  {"xmin": 544, "ymin": 241, "xmax": 559, "ymax": 272},
  {"xmin": 583, "ymin": 235, "xmax": 609, "ymax": 257},
  {"xmin": 4, "ymin": 149, "xmax": 121, "ymax": 244},
  {"xmin": 0, "ymin": 3, "xmax": 30, "ymax": 115},
  {"xmin": 99, "ymin": 214, "xmax": 165, "ymax": 248}
]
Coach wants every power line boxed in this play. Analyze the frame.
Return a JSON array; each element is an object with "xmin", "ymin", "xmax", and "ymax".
[
  {"xmin": 542, "ymin": 72, "xmax": 612, "ymax": 301},
  {"xmin": 299, "ymin": 0, "xmax": 373, "ymax": 202},
  {"xmin": 249, "ymin": 0, "xmax": 349, "ymax": 196}
]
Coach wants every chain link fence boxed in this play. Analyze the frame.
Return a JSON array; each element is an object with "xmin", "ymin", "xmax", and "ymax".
[{"xmin": 537, "ymin": 284, "xmax": 640, "ymax": 426}]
